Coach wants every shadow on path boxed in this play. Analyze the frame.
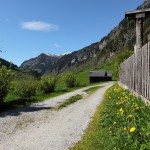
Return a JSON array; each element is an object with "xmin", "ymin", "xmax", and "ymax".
[{"xmin": 0, "ymin": 104, "xmax": 52, "ymax": 118}]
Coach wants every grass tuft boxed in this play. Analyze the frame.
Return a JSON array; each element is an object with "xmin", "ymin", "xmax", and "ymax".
[
  {"xmin": 84, "ymin": 86, "xmax": 102, "ymax": 94},
  {"xmin": 57, "ymin": 94, "xmax": 83, "ymax": 109}
]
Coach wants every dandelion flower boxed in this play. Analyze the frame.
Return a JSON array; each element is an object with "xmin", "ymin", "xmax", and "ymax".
[
  {"xmin": 120, "ymin": 108, "xmax": 123, "ymax": 112},
  {"xmin": 124, "ymin": 127, "xmax": 127, "ymax": 131},
  {"xmin": 113, "ymin": 121, "xmax": 117, "ymax": 125},
  {"xmin": 130, "ymin": 127, "xmax": 136, "ymax": 132},
  {"xmin": 128, "ymin": 115, "xmax": 133, "ymax": 118},
  {"xmin": 119, "ymin": 108, "xmax": 124, "ymax": 114}
]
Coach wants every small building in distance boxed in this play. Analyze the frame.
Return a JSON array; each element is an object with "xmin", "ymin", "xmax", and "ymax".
[{"xmin": 89, "ymin": 70, "xmax": 113, "ymax": 84}]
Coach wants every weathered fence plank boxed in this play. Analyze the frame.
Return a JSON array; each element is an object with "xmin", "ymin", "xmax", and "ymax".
[{"xmin": 119, "ymin": 39, "xmax": 150, "ymax": 101}]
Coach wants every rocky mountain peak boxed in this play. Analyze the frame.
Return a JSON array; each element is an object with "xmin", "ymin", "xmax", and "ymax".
[{"xmin": 20, "ymin": 53, "xmax": 62, "ymax": 74}]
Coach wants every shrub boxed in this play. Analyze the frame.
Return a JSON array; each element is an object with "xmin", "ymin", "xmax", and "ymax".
[
  {"xmin": 13, "ymin": 80, "xmax": 38, "ymax": 100},
  {"xmin": 40, "ymin": 75, "xmax": 57, "ymax": 94},
  {"xmin": 63, "ymin": 72, "xmax": 79, "ymax": 88},
  {"xmin": 0, "ymin": 66, "xmax": 13, "ymax": 102}
]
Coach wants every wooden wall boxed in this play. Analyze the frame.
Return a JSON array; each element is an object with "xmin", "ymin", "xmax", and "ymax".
[{"xmin": 119, "ymin": 40, "xmax": 150, "ymax": 101}]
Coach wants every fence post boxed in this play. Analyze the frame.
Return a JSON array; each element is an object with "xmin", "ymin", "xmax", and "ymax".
[
  {"xmin": 134, "ymin": 45, "xmax": 137, "ymax": 54},
  {"xmin": 148, "ymin": 34, "xmax": 150, "ymax": 100}
]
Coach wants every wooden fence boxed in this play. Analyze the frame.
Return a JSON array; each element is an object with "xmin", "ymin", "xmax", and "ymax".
[{"xmin": 119, "ymin": 39, "xmax": 150, "ymax": 101}]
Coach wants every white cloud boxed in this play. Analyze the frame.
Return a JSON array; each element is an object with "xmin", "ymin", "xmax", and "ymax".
[
  {"xmin": 21, "ymin": 21, "xmax": 59, "ymax": 31},
  {"xmin": 54, "ymin": 44, "xmax": 61, "ymax": 47}
]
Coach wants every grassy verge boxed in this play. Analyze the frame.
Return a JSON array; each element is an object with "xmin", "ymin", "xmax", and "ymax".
[
  {"xmin": 57, "ymin": 94, "xmax": 83, "ymax": 109},
  {"xmin": 84, "ymin": 86, "xmax": 102, "ymax": 94},
  {"xmin": 1, "ymin": 81, "xmax": 107, "ymax": 113},
  {"xmin": 70, "ymin": 84, "xmax": 150, "ymax": 150},
  {"xmin": 57, "ymin": 85, "xmax": 104, "ymax": 109},
  {"xmin": 1, "ymin": 89, "xmax": 77, "ymax": 113}
]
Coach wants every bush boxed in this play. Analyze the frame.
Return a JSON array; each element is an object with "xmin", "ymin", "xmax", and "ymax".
[
  {"xmin": 40, "ymin": 75, "xmax": 57, "ymax": 94},
  {"xmin": 0, "ymin": 66, "xmax": 13, "ymax": 102},
  {"xmin": 13, "ymin": 80, "xmax": 38, "ymax": 100},
  {"xmin": 63, "ymin": 72, "xmax": 79, "ymax": 88}
]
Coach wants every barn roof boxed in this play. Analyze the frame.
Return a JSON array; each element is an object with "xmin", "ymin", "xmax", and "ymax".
[
  {"xmin": 89, "ymin": 71, "xmax": 107, "ymax": 77},
  {"xmin": 107, "ymin": 71, "xmax": 113, "ymax": 77},
  {"xmin": 89, "ymin": 70, "xmax": 113, "ymax": 77}
]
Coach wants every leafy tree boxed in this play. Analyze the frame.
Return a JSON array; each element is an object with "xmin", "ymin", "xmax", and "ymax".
[
  {"xmin": 0, "ymin": 66, "xmax": 13, "ymax": 102},
  {"xmin": 63, "ymin": 72, "xmax": 79, "ymax": 88},
  {"xmin": 40, "ymin": 75, "xmax": 57, "ymax": 94},
  {"xmin": 13, "ymin": 80, "xmax": 38, "ymax": 100}
]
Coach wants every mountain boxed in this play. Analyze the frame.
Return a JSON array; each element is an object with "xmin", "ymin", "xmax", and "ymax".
[
  {"xmin": 0, "ymin": 57, "xmax": 18, "ymax": 69},
  {"xmin": 52, "ymin": 1, "xmax": 150, "ymax": 73},
  {"xmin": 21, "ymin": 1, "xmax": 150, "ymax": 74},
  {"xmin": 20, "ymin": 53, "xmax": 62, "ymax": 74},
  {"xmin": 21, "ymin": 42, "xmax": 100, "ymax": 74},
  {"xmin": 52, "ymin": 42, "xmax": 99, "ymax": 73}
]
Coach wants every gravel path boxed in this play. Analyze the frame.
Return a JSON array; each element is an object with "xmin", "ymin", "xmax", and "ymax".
[{"xmin": 0, "ymin": 82, "xmax": 113, "ymax": 150}]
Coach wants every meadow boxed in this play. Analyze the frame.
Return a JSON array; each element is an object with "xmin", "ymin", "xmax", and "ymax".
[
  {"xmin": 0, "ymin": 60, "xmax": 116, "ymax": 112},
  {"xmin": 0, "ymin": 65, "xmax": 108, "ymax": 112},
  {"xmin": 70, "ymin": 84, "xmax": 150, "ymax": 150}
]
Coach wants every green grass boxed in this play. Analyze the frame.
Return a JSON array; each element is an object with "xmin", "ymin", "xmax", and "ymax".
[
  {"xmin": 2, "ymin": 87, "xmax": 72, "ymax": 113},
  {"xmin": 84, "ymin": 86, "xmax": 102, "ymax": 94},
  {"xmin": 98, "ymin": 62, "xmax": 117, "ymax": 80},
  {"xmin": 70, "ymin": 84, "xmax": 150, "ymax": 150},
  {"xmin": 57, "ymin": 94, "xmax": 83, "ymax": 109},
  {"xmin": 1, "ymin": 63, "xmax": 113, "ymax": 113},
  {"xmin": 97, "ymin": 62, "xmax": 114, "ymax": 71},
  {"xmin": 2, "ymin": 80, "xmax": 86, "ymax": 113},
  {"xmin": 74, "ymin": 61, "xmax": 116, "ymax": 86},
  {"xmin": 12, "ymin": 69, "xmax": 33, "ymax": 80},
  {"xmin": 75, "ymin": 69, "xmax": 91, "ymax": 86},
  {"xmin": 2, "ymin": 84, "xmax": 104, "ymax": 113}
]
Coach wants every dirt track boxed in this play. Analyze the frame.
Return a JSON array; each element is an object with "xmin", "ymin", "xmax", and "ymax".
[{"xmin": 0, "ymin": 82, "xmax": 113, "ymax": 150}]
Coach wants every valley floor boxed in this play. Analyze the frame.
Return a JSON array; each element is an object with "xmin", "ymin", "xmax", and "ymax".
[{"xmin": 0, "ymin": 82, "xmax": 113, "ymax": 150}]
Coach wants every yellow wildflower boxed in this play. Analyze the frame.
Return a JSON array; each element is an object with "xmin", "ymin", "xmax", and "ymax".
[
  {"xmin": 130, "ymin": 127, "xmax": 136, "ymax": 132},
  {"xmin": 128, "ymin": 114, "xmax": 133, "ymax": 118},
  {"xmin": 113, "ymin": 121, "xmax": 117, "ymax": 125},
  {"xmin": 119, "ymin": 108, "xmax": 124, "ymax": 114},
  {"xmin": 120, "ymin": 108, "xmax": 123, "ymax": 112},
  {"xmin": 124, "ymin": 127, "xmax": 127, "ymax": 131}
]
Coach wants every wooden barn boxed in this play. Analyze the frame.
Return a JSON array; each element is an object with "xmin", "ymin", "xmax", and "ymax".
[{"xmin": 89, "ymin": 70, "xmax": 112, "ymax": 84}]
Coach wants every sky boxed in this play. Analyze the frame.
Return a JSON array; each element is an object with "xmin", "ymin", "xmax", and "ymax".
[{"xmin": 0, "ymin": 0, "xmax": 145, "ymax": 66}]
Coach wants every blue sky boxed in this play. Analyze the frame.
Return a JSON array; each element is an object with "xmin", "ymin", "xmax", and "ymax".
[{"xmin": 0, "ymin": 0, "xmax": 144, "ymax": 66}]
